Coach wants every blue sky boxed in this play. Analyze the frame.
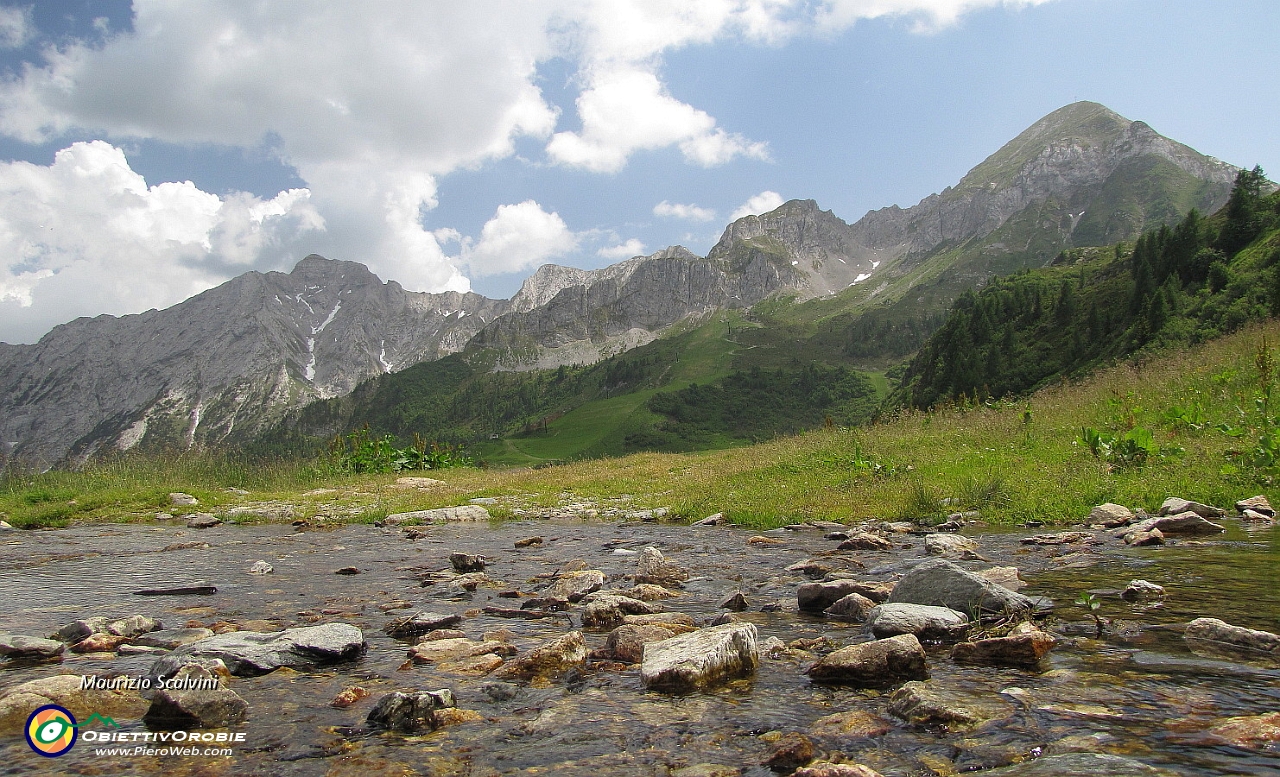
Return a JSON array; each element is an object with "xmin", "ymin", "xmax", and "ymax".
[{"xmin": 0, "ymin": 1, "xmax": 1276, "ymax": 343}]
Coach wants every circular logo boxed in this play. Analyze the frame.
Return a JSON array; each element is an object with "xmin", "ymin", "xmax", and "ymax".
[{"xmin": 25, "ymin": 705, "xmax": 77, "ymax": 758}]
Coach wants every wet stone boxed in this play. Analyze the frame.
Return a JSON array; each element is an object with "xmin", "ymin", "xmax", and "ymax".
[
  {"xmin": 514, "ymin": 535, "xmax": 544, "ymax": 548},
  {"xmin": 721, "ymin": 591, "xmax": 749, "ymax": 611},
  {"xmin": 148, "ymin": 622, "xmax": 366, "ymax": 677},
  {"xmin": 823, "ymin": 592, "xmax": 876, "ymax": 622},
  {"xmin": 887, "ymin": 680, "xmax": 1014, "ymax": 728},
  {"xmin": 186, "ymin": 513, "xmax": 220, "ymax": 529},
  {"xmin": 635, "ymin": 546, "xmax": 689, "ymax": 586},
  {"xmin": 973, "ymin": 753, "xmax": 1174, "ymax": 776},
  {"xmin": 0, "ymin": 634, "xmax": 65, "ymax": 659},
  {"xmin": 837, "ymin": 532, "xmax": 894, "ymax": 551},
  {"xmin": 641, "ymin": 622, "xmax": 759, "ymax": 693},
  {"xmin": 384, "ymin": 611, "xmax": 463, "ymax": 639},
  {"xmin": 546, "ymin": 569, "xmax": 606, "ymax": 602},
  {"xmin": 144, "ymin": 665, "xmax": 246, "ymax": 729},
  {"xmin": 580, "ymin": 594, "xmax": 661, "ymax": 628},
  {"xmin": 950, "ymin": 623, "xmax": 1057, "ymax": 667},
  {"xmin": 886, "ymin": 559, "xmax": 1035, "ymax": 619},
  {"xmin": 1184, "ymin": 617, "xmax": 1280, "ymax": 665},
  {"xmin": 1236, "ymin": 495, "xmax": 1275, "ymax": 517},
  {"xmin": 450, "ymin": 552, "xmax": 486, "ymax": 572},
  {"xmin": 1208, "ymin": 711, "xmax": 1280, "ymax": 749},
  {"xmin": 807, "ymin": 709, "xmax": 893, "ymax": 738},
  {"xmin": 798, "ymin": 579, "xmax": 869, "ymax": 612},
  {"xmin": 606, "ymin": 623, "xmax": 696, "ymax": 663},
  {"xmin": 924, "ymin": 533, "xmax": 980, "ymax": 559},
  {"xmin": 806, "ymin": 633, "xmax": 928, "ymax": 688},
  {"xmin": 491, "ymin": 631, "xmax": 587, "ymax": 682},
  {"xmin": 764, "ymin": 731, "xmax": 815, "ymax": 772},
  {"xmin": 249, "ymin": 560, "xmax": 273, "ymax": 574},
  {"xmin": 866, "ymin": 603, "xmax": 970, "ymax": 640},
  {"xmin": 133, "ymin": 627, "xmax": 214, "ymax": 649},
  {"xmin": 367, "ymin": 689, "xmax": 457, "ymax": 734},
  {"xmin": 794, "ymin": 764, "xmax": 884, "ymax": 777},
  {"xmin": 1120, "ymin": 579, "xmax": 1165, "ymax": 602}
]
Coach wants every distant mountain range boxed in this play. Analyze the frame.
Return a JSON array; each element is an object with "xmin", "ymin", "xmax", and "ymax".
[{"xmin": 0, "ymin": 102, "xmax": 1242, "ymax": 467}]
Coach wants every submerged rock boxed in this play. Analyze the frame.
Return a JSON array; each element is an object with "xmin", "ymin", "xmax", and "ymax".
[
  {"xmin": 144, "ymin": 665, "xmax": 247, "ymax": 729},
  {"xmin": 794, "ymin": 764, "xmax": 884, "ymax": 777},
  {"xmin": 806, "ymin": 634, "xmax": 928, "ymax": 687},
  {"xmin": 450, "ymin": 553, "xmax": 486, "ymax": 573},
  {"xmin": 408, "ymin": 637, "xmax": 511, "ymax": 665},
  {"xmin": 607, "ymin": 623, "xmax": 696, "ymax": 663},
  {"xmin": 640, "ymin": 623, "xmax": 759, "ymax": 693},
  {"xmin": 887, "ymin": 680, "xmax": 1014, "ymax": 727},
  {"xmin": 764, "ymin": 731, "xmax": 815, "ymax": 772},
  {"xmin": 1120, "ymin": 579, "xmax": 1165, "ymax": 602},
  {"xmin": 248, "ymin": 560, "xmax": 273, "ymax": 574},
  {"xmin": 973, "ymin": 752, "xmax": 1174, "ymax": 775},
  {"xmin": 1184, "ymin": 617, "xmax": 1280, "ymax": 665},
  {"xmin": 148, "ymin": 623, "xmax": 366, "ymax": 677},
  {"xmin": 866, "ymin": 603, "xmax": 969, "ymax": 640},
  {"xmin": 367, "ymin": 689, "xmax": 457, "ymax": 734},
  {"xmin": 1208, "ymin": 711, "xmax": 1280, "ymax": 749},
  {"xmin": 886, "ymin": 559, "xmax": 1035, "ymax": 619},
  {"xmin": 492, "ymin": 631, "xmax": 587, "ymax": 682}
]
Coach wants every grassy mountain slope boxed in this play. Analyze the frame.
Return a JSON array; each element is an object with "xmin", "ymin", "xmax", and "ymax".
[{"xmin": 9, "ymin": 315, "xmax": 1280, "ymax": 530}]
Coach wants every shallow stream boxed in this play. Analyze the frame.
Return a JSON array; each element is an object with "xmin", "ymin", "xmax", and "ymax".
[{"xmin": 0, "ymin": 516, "xmax": 1276, "ymax": 776}]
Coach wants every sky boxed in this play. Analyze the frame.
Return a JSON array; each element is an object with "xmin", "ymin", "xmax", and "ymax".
[{"xmin": 0, "ymin": 1, "xmax": 1276, "ymax": 344}]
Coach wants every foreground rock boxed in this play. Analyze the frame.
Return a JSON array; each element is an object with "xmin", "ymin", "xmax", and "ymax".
[
  {"xmin": 606, "ymin": 623, "xmax": 696, "ymax": 662},
  {"xmin": 1209, "ymin": 711, "xmax": 1280, "ymax": 749},
  {"xmin": 886, "ymin": 559, "xmax": 1035, "ymax": 619},
  {"xmin": 408, "ymin": 637, "xmax": 511, "ymax": 665},
  {"xmin": 149, "ymin": 623, "xmax": 366, "ymax": 677},
  {"xmin": 143, "ymin": 665, "xmax": 247, "ymax": 729},
  {"xmin": 974, "ymin": 752, "xmax": 1174, "ymax": 775},
  {"xmin": 887, "ymin": 680, "xmax": 1013, "ymax": 727},
  {"xmin": 806, "ymin": 634, "xmax": 928, "ymax": 687},
  {"xmin": 764, "ymin": 731, "xmax": 815, "ymax": 772},
  {"xmin": 640, "ymin": 623, "xmax": 759, "ymax": 692},
  {"xmin": 950, "ymin": 622, "xmax": 1057, "ymax": 667},
  {"xmin": 1183, "ymin": 617, "xmax": 1280, "ymax": 665},
  {"xmin": 0, "ymin": 675, "xmax": 149, "ymax": 734},
  {"xmin": 794, "ymin": 764, "xmax": 884, "ymax": 777},
  {"xmin": 866, "ymin": 603, "xmax": 969, "ymax": 640},
  {"xmin": 388, "ymin": 505, "xmax": 491, "ymax": 524},
  {"xmin": 492, "ymin": 632, "xmax": 587, "ymax": 683},
  {"xmin": 0, "ymin": 634, "xmax": 65, "ymax": 658},
  {"xmin": 367, "ymin": 689, "xmax": 457, "ymax": 734}
]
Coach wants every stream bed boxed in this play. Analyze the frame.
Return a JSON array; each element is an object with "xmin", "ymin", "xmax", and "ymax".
[{"xmin": 0, "ymin": 514, "xmax": 1277, "ymax": 776}]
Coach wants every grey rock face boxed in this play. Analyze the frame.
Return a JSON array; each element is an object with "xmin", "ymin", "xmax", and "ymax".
[
  {"xmin": 1158, "ymin": 497, "xmax": 1224, "ymax": 518},
  {"xmin": 640, "ymin": 623, "xmax": 759, "ymax": 692},
  {"xmin": 387, "ymin": 505, "xmax": 491, "ymax": 524},
  {"xmin": 887, "ymin": 680, "xmax": 1013, "ymax": 727},
  {"xmin": 886, "ymin": 559, "xmax": 1036, "ymax": 619},
  {"xmin": 0, "ymin": 255, "xmax": 509, "ymax": 467},
  {"xmin": 133, "ymin": 628, "xmax": 214, "ymax": 649},
  {"xmin": 546, "ymin": 570, "xmax": 606, "ymax": 602},
  {"xmin": 148, "ymin": 623, "xmax": 366, "ymax": 677},
  {"xmin": 383, "ymin": 612, "xmax": 463, "ymax": 640},
  {"xmin": 866, "ymin": 603, "xmax": 970, "ymax": 640},
  {"xmin": 1184, "ymin": 617, "xmax": 1280, "ymax": 666},
  {"xmin": 798, "ymin": 579, "xmax": 868, "ymax": 613}
]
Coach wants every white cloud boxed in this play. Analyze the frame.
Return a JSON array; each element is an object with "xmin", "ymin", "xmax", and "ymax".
[
  {"xmin": 0, "ymin": 6, "xmax": 29, "ymax": 49},
  {"xmin": 461, "ymin": 200, "xmax": 578, "ymax": 277},
  {"xmin": 0, "ymin": 1, "xmax": 1053, "ymax": 340},
  {"xmin": 597, "ymin": 238, "xmax": 646, "ymax": 259},
  {"xmin": 654, "ymin": 200, "xmax": 717, "ymax": 222},
  {"xmin": 731, "ymin": 190, "xmax": 786, "ymax": 220},
  {"xmin": 0, "ymin": 141, "xmax": 323, "ymax": 343}
]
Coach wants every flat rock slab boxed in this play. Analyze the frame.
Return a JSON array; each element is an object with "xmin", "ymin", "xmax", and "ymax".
[
  {"xmin": 1184, "ymin": 617, "xmax": 1280, "ymax": 666},
  {"xmin": 384, "ymin": 612, "xmax": 463, "ymax": 639},
  {"xmin": 148, "ymin": 623, "xmax": 366, "ymax": 677},
  {"xmin": 0, "ymin": 634, "xmax": 65, "ymax": 658},
  {"xmin": 1123, "ymin": 511, "xmax": 1224, "ymax": 538},
  {"xmin": 133, "ymin": 628, "xmax": 215, "ymax": 649},
  {"xmin": 641, "ymin": 622, "xmax": 759, "ymax": 693},
  {"xmin": 886, "ymin": 559, "xmax": 1035, "ymax": 619},
  {"xmin": 546, "ymin": 570, "xmax": 606, "ymax": 602},
  {"xmin": 492, "ymin": 631, "xmax": 587, "ymax": 683},
  {"xmin": 133, "ymin": 582, "xmax": 218, "ymax": 596},
  {"xmin": 866, "ymin": 603, "xmax": 969, "ymax": 640},
  {"xmin": 951, "ymin": 626, "xmax": 1056, "ymax": 667},
  {"xmin": 806, "ymin": 633, "xmax": 928, "ymax": 688},
  {"xmin": 923, "ymin": 534, "xmax": 980, "ymax": 558},
  {"xmin": 581, "ymin": 594, "xmax": 661, "ymax": 628},
  {"xmin": 386, "ymin": 505, "xmax": 491, "ymax": 523},
  {"xmin": 1159, "ymin": 497, "xmax": 1224, "ymax": 518},
  {"xmin": 408, "ymin": 638, "xmax": 511, "ymax": 664},
  {"xmin": 974, "ymin": 753, "xmax": 1175, "ymax": 776},
  {"xmin": 0, "ymin": 675, "xmax": 150, "ymax": 734},
  {"xmin": 888, "ymin": 680, "xmax": 1013, "ymax": 728}
]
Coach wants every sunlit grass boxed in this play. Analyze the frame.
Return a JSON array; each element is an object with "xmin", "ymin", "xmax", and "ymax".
[{"xmin": 4, "ymin": 320, "xmax": 1279, "ymax": 529}]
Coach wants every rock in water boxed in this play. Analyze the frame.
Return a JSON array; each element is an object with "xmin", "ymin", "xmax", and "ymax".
[
  {"xmin": 1183, "ymin": 617, "xmax": 1280, "ymax": 666},
  {"xmin": 886, "ymin": 559, "xmax": 1035, "ymax": 619},
  {"xmin": 1121, "ymin": 512, "xmax": 1223, "ymax": 539},
  {"xmin": 450, "ymin": 553, "xmax": 486, "ymax": 573},
  {"xmin": 1158, "ymin": 497, "xmax": 1224, "ymax": 518},
  {"xmin": 805, "ymin": 634, "xmax": 928, "ymax": 687},
  {"xmin": 606, "ymin": 624, "xmax": 696, "ymax": 663},
  {"xmin": 144, "ymin": 665, "xmax": 247, "ymax": 729},
  {"xmin": 950, "ymin": 622, "xmax": 1057, "ymax": 667},
  {"xmin": 367, "ymin": 689, "xmax": 457, "ymax": 734},
  {"xmin": 923, "ymin": 534, "xmax": 980, "ymax": 558},
  {"xmin": 824, "ymin": 593, "xmax": 877, "ymax": 622},
  {"xmin": 797, "ymin": 580, "xmax": 869, "ymax": 612},
  {"xmin": 133, "ymin": 628, "xmax": 215, "ymax": 649},
  {"xmin": 1088, "ymin": 503, "xmax": 1134, "ymax": 526},
  {"xmin": 887, "ymin": 680, "xmax": 1013, "ymax": 727},
  {"xmin": 1235, "ymin": 495, "xmax": 1275, "ymax": 517},
  {"xmin": 640, "ymin": 623, "xmax": 759, "ymax": 693},
  {"xmin": 546, "ymin": 570, "xmax": 606, "ymax": 602},
  {"xmin": 0, "ymin": 635, "xmax": 65, "ymax": 659},
  {"xmin": 383, "ymin": 612, "xmax": 463, "ymax": 640},
  {"xmin": 133, "ymin": 582, "xmax": 218, "ymax": 596},
  {"xmin": 492, "ymin": 632, "xmax": 587, "ymax": 682},
  {"xmin": 0, "ymin": 675, "xmax": 150, "ymax": 735},
  {"xmin": 635, "ymin": 546, "xmax": 689, "ymax": 585},
  {"xmin": 148, "ymin": 623, "xmax": 366, "ymax": 677},
  {"xmin": 1120, "ymin": 579, "xmax": 1165, "ymax": 602},
  {"xmin": 1209, "ymin": 711, "xmax": 1280, "ymax": 749},
  {"xmin": 794, "ymin": 764, "xmax": 885, "ymax": 777},
  {"xmin": 837, "ymin": 532, "xmax": 893, "ymax": 551},
  {"xmin": 764, "ymin": 731, "xmax": 815, "ymax": 772},
  {"xmin": 249, "ymin": 560, "xmax": 273, "ymax": 574},
  {"xmin": 721, "ymin": 592, "xmax": 748, "ymax": 612},
  {"xmin": 580, "ymin": 594, "xmax": 660, "ymax": 628},
  {"xmin": 866, "ymin": 603, "xmax": 969, "ymax": 640},
  {"xmin": 105, "ymin": 615, "xmax": 162, "ymax": 637}
]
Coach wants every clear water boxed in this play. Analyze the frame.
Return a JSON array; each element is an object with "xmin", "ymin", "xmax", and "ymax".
[{"xmin": 0, "ymin": 518, "xmax": 1276, "ymax": 776}]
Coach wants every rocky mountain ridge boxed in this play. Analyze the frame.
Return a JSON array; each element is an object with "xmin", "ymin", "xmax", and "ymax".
[{"xmin": 0, "ymin": 102, "xmax": 1243, "ymax": 466}]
